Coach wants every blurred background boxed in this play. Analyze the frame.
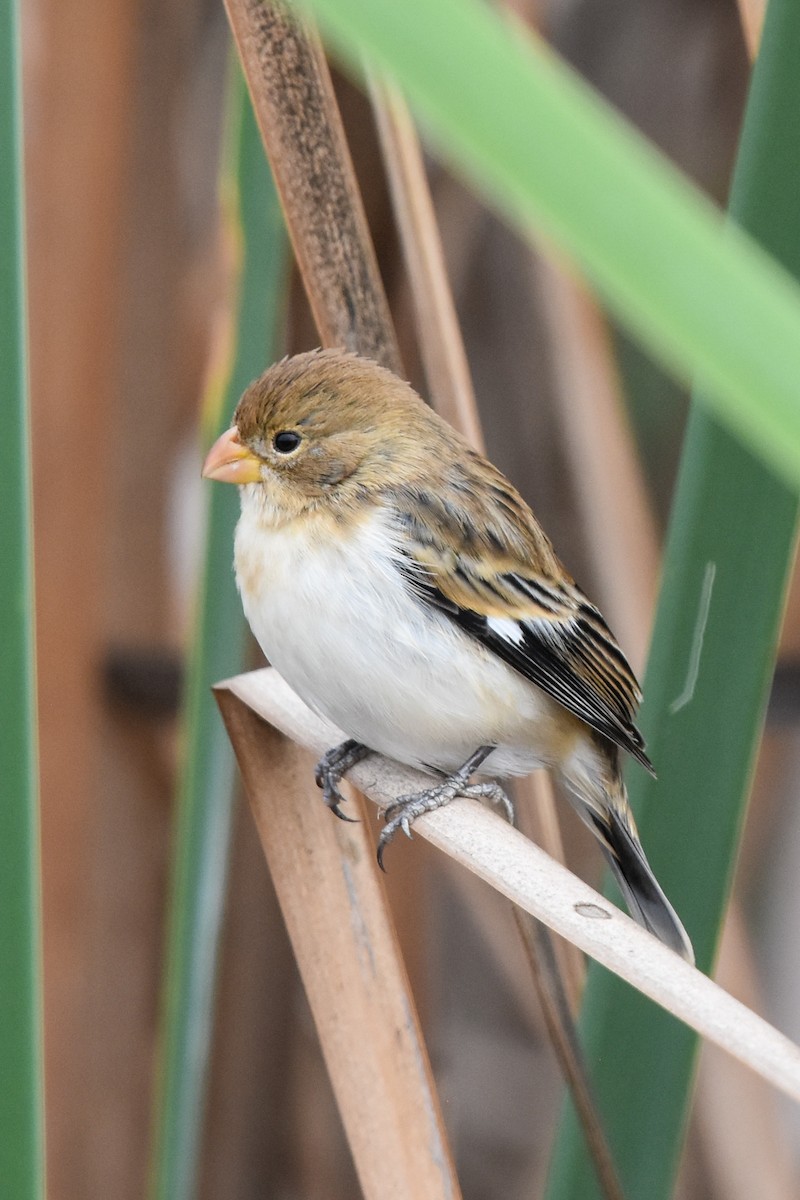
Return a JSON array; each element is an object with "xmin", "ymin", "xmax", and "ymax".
[{"xmin": 18, "ymin": 0, "xmax": 800, "ymax": 1196}]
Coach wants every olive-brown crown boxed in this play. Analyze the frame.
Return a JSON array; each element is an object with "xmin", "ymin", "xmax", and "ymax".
[{"xmin": 233, "ymin": 348, "xmax": 445, "ymax": 499}]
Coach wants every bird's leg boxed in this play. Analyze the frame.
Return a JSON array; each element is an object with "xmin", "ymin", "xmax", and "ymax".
[
  {"xmin": 315, "ymin": 739, "xmax": 371, "ymax": 822},
  {"xmin": 377, "ymin": 745, "xmax": 513, "ymax": 870}
]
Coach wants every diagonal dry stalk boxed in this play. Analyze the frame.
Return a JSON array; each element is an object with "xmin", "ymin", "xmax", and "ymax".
[{"xmin": 222, "ymin": 667, "xmax": 800, "ymax": 1108}]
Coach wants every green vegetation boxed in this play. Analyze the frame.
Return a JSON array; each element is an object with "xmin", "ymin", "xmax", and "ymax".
[
  {"xmin": 148, "ymin": 69, "xmax": 288, "ymax": 1200},
  {"xmin": 0, "ymin": 1, "xmax": 44, "ymax": 1196}
]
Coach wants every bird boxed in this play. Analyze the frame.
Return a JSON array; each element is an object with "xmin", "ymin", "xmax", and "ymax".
[{"xmin": 202, "ymin": 347, "xmax": 693, "ymax": 961}]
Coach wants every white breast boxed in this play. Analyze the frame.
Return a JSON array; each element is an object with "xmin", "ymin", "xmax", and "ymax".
[{"xmin": 234, "ymin": 500, "xmax": 565, "ymax": 776}]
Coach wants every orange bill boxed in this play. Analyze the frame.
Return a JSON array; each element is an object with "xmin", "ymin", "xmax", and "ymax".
[{"xmin": 202, "ymin": 426, "xmax": 261, "ymax": 484}]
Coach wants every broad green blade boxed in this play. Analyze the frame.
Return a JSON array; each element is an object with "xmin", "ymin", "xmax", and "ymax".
[
  {"xmin": 547, "ymin": 1, "xmax": 800, "ymax": 1196},
  {"xmin": 290, "ymin": 0, "xmax": 800, "ymax": 489},
  {"xmin": 148, "ymin": 69, "xmax": 287, "ymax": 1200},
  {"xmin": 0, "ymin": 1, "xmax": 45, "ymax": 1196}
]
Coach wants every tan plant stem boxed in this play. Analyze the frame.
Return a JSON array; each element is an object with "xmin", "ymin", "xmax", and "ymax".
[
  {"xmin": 513, "ymin": 908, "xmax": 625, "ymax": 1200},
  {"xmin": 216, "ymin": 689, "xmax": 460, "ymax": 1200},
  {"xmin": 368, "ymin": 73, "xmax": 485, "ymax": 447},
  {"xmin": 223, "ymin": 0, "xmax": 401, "ymax": 370},
  {"xmin": 220, "ymin": 667, "xmax": 800, "ymax": 1108}
]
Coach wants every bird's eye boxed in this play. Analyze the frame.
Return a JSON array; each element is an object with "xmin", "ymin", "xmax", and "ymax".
[{"xmin": 273, "ymin": 430, "xmax": 301, "ymax": 454}]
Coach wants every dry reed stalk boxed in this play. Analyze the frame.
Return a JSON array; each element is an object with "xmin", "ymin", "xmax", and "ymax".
[
  {"xmin": 215, "ymin": 688, "xmax": 460, "ymax": 1200},
  {"xmin": 513, "ymin": 910, "xmax": 624, "ymax": 1200},
  {"xmin": 737, "ymin": 0, "xmax": 765, "ymax": 58},
  {"xmin": 368, "ymin": 74, "xmax": 484, "ymax": 447},
  {"xmin": 223, "ymin": 0, "xmax": 400, "ymax": 371},
  {"xmin": 513, "ymin": 772, "xmax": 586, "ymax": 1007},
  {"xmin": 370, "ymin": 82, "xmax": 575, "ymax": 858},
  {"xmin": 534, "ymin": 254, "xmax": 658, "ymax": 672}
]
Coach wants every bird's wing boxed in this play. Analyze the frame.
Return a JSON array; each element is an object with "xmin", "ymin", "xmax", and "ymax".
[{"xmin": 390, "ymin": 486, "xmax": 653, "ymax": 773}]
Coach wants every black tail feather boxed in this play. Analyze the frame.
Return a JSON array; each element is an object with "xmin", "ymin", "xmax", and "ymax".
[{"xmin": 592, "ymin": 808, "xmax": 694, "ymax": 963}]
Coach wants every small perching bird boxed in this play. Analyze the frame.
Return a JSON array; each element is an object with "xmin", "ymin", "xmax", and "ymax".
[{"xmin": 203, "ymin": 348, "xmax": 693, "ymax": 961}]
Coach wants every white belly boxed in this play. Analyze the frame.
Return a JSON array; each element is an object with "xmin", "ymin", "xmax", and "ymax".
[{"xmin": 234, "ymin": 503, "xmax": 566, "ymax": 776}]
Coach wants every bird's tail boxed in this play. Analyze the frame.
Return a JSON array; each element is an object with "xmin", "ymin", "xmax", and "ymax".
[
  {"xmin": 563, "ymin": 766, "xmax": 694, "ymax": 962},
  {"xmin": 594, "ymin": 804, "xmax": 694, "ymax": 962}
]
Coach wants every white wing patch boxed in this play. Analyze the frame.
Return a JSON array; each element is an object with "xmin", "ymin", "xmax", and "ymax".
[{"xmin": 486, "ymin": 616, "xmax": 526, "ymax": 645}]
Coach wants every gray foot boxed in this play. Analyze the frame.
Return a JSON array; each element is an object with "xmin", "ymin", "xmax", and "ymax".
[
  {"xmin": 377, "ymin": 746, "xmax": 513, "ymax": 870},
  {"xmin": 315, "ymin": 739, "xmax": 371, "ymax": 822}
]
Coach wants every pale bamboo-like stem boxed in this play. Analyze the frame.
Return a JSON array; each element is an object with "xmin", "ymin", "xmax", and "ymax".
[
  {"xmin": 223, "ymin": 0, "xmax": 401, "ymax": 372},
  {"xmin": 737, "ymin": 0, "xmax": 765, "ymax": 58},
  {"xmin": 534, "ymin": 253, "xmax": 659, "ymax": 671},
  {"xmin": 219, "ymin": 667, "xmax": 800, "ymax": 1106},
  {"xmin": 215, "ymin": 688, "xmax": 460, "ymax": 1200},
  {"xmin": 368, "ymin": 75, "xmax": 485, "ymax": 448}
]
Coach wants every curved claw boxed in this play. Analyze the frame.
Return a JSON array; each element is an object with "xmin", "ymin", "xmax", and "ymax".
[
  {"xmin": 315, "ymin": 741, "xmax": 370, "ymax": 825},
  {"xmin": 321, "ymin": 781, "xmax": 360, "ymax": 823},
  {"xmin": 329, "ymin": 801, "xmax": 359, "ymax": 824},
  {"xmin": 376, "ymin": 806, "xmax": 415, "ymax": 872}
]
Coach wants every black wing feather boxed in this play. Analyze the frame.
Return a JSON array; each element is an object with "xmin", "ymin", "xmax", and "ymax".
[{"xmin": 401, "ymin": 562, "xmax": 654, "ymax": 774}]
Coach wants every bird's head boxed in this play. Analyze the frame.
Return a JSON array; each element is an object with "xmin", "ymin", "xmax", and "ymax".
[{"xmin": 202, "ymin": 348, "xmax": 433, "ymax": 522}]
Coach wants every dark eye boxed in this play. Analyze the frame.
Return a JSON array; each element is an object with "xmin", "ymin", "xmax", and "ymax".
[{"xmin": 273, "ymin": 430, "xmax": 301, "ymax": 454}]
